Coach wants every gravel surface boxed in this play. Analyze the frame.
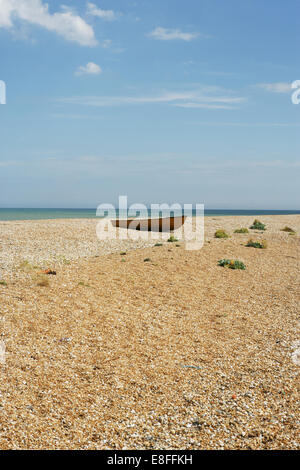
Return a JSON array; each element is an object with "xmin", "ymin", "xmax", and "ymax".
[{"xmin": 0, "ymin": 215, "xmax": 299, "ymax": 449}]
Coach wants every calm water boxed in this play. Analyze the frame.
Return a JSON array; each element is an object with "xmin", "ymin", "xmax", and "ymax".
[{"xmin": 0, "ymin": 208, "xmax": 299, "ymax": 221}]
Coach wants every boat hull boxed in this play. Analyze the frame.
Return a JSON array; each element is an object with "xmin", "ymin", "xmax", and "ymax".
[{"xmin": 111, "ymin": 216, "xmax": 186, "ymax": 232}]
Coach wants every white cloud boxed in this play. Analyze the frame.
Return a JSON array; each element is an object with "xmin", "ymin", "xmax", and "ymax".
[
  {"xmin": 0, "ymin": 160, "xmax": 17, "ymax": 167},
  {"xmin": 188, "ymin": 121, "xmax": 300, "ymax": 127},
  {"xmin": 175, "ymin": 103, "xmax": 236, "ymax": 109},
  {"xmin": 148, "ymin": 27, "xmax": 201, "ymax": 41},
  {"xmin": 0, "ymin": 0, "xmax": 97, "ymax": 46},
  {"xmin": 4, "ymin": 155, "xmax": 300, "ymax": 173},
  {"xmin": 101, "ymin": 39, "xmax": 112, "ymax": 48},
  {"xmin": 0, "ymin": 0, "xmax": 13, "ymax": 27},
  {"xmin": 99, "ymin": 39, "xmax": 124, "ymax": 53},
  {"xmin": 180, "ymin": 160, "xmax": 300, "ymax": 173},
  {"xmin": 86, "ymin": 2, "xmax": 117, "ymax": 21},
  {"xmin": 75, "ymin": 62, "xmax": 102, "ymax": 76},
  {"xmin": 59, "ymin": 87, "xmax": 245, "ymax": 109},
  {"xmin": 256, "ymin": 82, "xmax": 292, "ymax": 93}
]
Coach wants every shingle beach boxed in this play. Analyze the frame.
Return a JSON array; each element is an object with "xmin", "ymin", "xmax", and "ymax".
[{"xmin": 0, "ymin": 215, "xmax": 299, "ymax": 449}]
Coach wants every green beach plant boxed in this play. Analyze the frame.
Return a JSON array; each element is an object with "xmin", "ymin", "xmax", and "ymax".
[
  {"xmin": 215, "ymin": 229, "xmax": 229, "ymax": 239},
  {"xmin": 234, "ymin": 228, "xmax": 249, "ymax": 234},
  {"xmin": 19, "ymin": 260, "xmax": 35, "ymax": 271},
  {"xmin": 154, "ymin": 243, "xmax": 163, "ymax": 247},
  {"xmin": 144, "ymin": 258, "xmax": 151, "ymax": 262},
  {"xmin": 0, "ymin": 280, "xmax": 7, "ymax": 286},
  {"xmin": 281, "ymin": 226, "xmax": 296, "ymax": 234},
  {"xmin": 167, "ymin": 235, "xmax": 178, "ymax": 243},
  {"xmin": 246, "ymin": 239, "xmax": 267, "ymax": 249},
  {"xmin": 250, "ymin": 219, "xmax": 266, "ymax": 231},
  {"xmin": 218, "ymin": 259, "xmax": 246, "ymax": 270}
]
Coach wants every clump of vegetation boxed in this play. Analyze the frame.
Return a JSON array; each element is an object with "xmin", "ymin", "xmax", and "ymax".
[
  {"xmin": 121, "ymin": 258, "xmax": 126, "ymax": 263},
  {"xmin": 19, "ymin": 260, "xmax": 30, "ymax": 269},
  {"xmin": 19, "ymin": 259, "xmax": 39, "ymax": 271},
  {"xmin": 56, "ymin": 255, "xmax": 71, "ymax": 265},
  {"xmin": 154, "ymin": 243, "xmax": 163, "ymax": 247},
  {"xmin": 0, "ymin": 280, "xmax": 7, "ymax": 286},
  {"xmin": 281, "ymin": 226, "xmax": 296, "ymax": 235},
  {"xmin": 234, "ymin": 228, "xmax": 249, "ymax": 234},
  {"xmin": 218, "ymin": 259, "xmax": 246, "ymax": 270},
  {"xmin": 120, "ymin": 252, "xmax": 126, "ymax": 255},
  {"xmin": 215, "ymin": 229, "xmax": 229, "ymax": 239},
  {"xmin": 78, "ymin": 281, "xmax": 91, "ymax": 287},
  {"xmin": 246, "ymin": 239, "xmax": 267, "ymax": 249},
  {"xmin": 250, "ymin": 219, "xmax": 266, "ymax": 231},
  {"xmin": 144, "ymin": 258, "xmax": 151, "ymax": 262},
  {"xmin": 167, "ymin": 235, "xmax": 178, "ymax": 243}
]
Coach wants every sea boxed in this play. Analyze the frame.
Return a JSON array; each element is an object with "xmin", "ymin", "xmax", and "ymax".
[{"xmin": 0, "ymin": 208, "xmax": 299, "ymax": 221}]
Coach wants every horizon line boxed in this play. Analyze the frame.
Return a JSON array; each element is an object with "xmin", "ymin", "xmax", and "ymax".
[{"xmin": 0, "ymin": 207, "xmax": 299, "ymax": 212}]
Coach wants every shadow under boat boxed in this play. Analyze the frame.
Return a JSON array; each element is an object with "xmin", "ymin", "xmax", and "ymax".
[{"xmin": 111, "ymin": 215, "xmax": 186, "ymax": 232}]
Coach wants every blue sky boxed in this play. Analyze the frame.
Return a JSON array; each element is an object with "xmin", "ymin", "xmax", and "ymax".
[{"xmin": 0, "ymin": 0, "xmax": 299, "ymax": 209}]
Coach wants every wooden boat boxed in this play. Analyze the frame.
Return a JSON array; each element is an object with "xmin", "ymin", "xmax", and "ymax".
[{"xmin": 111, "ymin": 215, "xmax": 186, "ymax": 232}]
